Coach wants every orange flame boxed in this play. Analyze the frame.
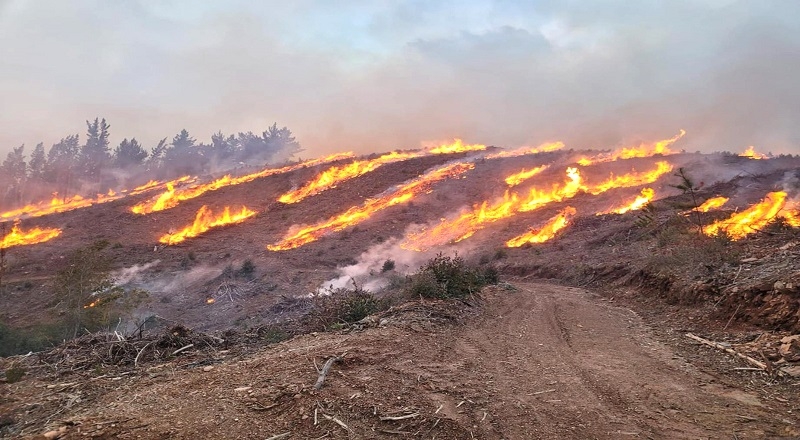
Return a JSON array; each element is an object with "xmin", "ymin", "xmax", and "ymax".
[
  {"xmin": 486, "ymin": 141, "xmax": 565, "ymax": 159},
  {"xmin": 588, "ymin": 162, "xmax": 672, "ymax": 195},
  {"xmin": 132, "ymin": 153, "xmax": 354, "ymax": 214},
  {"xmin": 206, "ymin": 298, "xmax": 216, "ymax": 304},
  {"xmin": 504, "ymin": 165, "xmax": 550, "ymax": 187},
  {"xmin": 427, "ymin": 139, "xmax": 487, "ymax": 155},
  {"xmin": 268, "ymin": 162, "xmax": 474, "ymax": 251},
  {"xmin": 694, "ymin": 196, "xmax": 729, "ymax": 213},
  {"xmin": 578, "ymin": 130, "xmax": 685, "ymax": 166},
  {"xmin": 278, "ymin": 151, "xmax": 423, "ymax": 204},
  {"xmin": 403, "ymin": 161, "xmax": 673, "ymax": 250},
  {"xmin": 0, "ymin": 221, "xmax": 62, "ymax": 249},
  {"xmin": 738, "ymin": 146, "xmax": 768, "ymax": 160},
  {"xmin": 597, "ymin": 188, "xmax": 655, "ymax": 215},
  {"xmin": 1, "ymin": 193, "xmax": 109, "ymax": 220},
  {"xmin": 506, "ymin": 206, "xmax": 577, "ymax": 247},
  {"xmin": 159, "ymin": 205, "xmax": 257, "ymax": 245},
  {"xmin": 83, "ymin": 300, "xmax": 99, "ymax": 309},
  {"xmin": 782, "ymin": 209, "xmax": 800, "ymax": 227},
  {"xmin": 0, "ymin": 176, "xmax": 197, "ymax": 220},
  {"xmin": 705, "ymin": 191, "xmax": 789, "ymax": 239},
  {"xmin": 129, "ymin": 176, "xmax": 197, "ymax": 196}
]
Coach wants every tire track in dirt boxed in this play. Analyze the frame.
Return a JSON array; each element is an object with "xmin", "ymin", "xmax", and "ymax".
[{"xmin": 450, "ymin": 282, "xmax": 793, "ymax": 439}]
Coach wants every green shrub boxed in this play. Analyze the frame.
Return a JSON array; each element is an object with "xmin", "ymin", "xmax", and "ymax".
[
  {"xmin": 307, "ymin": 288, "xmax": 383, "ymax": 331},
  {"xmin": 4, "ymin": 365, "xmax": 25, "ymax": 383},
  {"xmin": 407, "ymin": 253, "xmax": 499, "ymax": 299},
  {"xmin": 239, "ymin": 259, "xmax": 256, "ymax": 279},
  {"xmin": 381, "ymin": 259, "xmax": 396, "ymax": 273}
]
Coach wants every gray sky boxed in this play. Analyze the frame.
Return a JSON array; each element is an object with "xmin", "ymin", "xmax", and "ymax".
[{"xmin": 1, "ymin": 0, "xmax": 798, "ymax": 158}]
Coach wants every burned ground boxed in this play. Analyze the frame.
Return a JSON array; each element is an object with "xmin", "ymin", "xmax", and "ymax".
[{"xmin": 1, "ymin": 149, "xmax": 800, "ymax": 438}]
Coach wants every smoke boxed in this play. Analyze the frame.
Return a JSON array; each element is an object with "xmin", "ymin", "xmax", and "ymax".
[
  {"xmin": 1, "ymin": 2, "xmax": 799, "ymax": 157},
  {"xmin": 318, "ymin": 231, "xmax": 480, "ymax": 295},
  {"xmin": 111, "ymin": 260, "xmax": 160, "ymax": 286}
]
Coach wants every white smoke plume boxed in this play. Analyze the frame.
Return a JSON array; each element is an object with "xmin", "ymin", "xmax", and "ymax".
[{"xmin": 111, "ymin": 260, "xmax": 160, "ymax": 286}]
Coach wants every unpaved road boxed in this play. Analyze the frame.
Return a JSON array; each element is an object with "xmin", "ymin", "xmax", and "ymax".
[{"xmin": 5, "ymin": 282, "xmax": 798, "ymax": 439}]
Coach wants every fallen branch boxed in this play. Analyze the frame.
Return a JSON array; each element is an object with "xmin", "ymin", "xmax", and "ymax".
[
  {"xmin": 322, "ymin": 413, "xmax": 350, "ymax": 431},
  {"xmin": 171, "ymin": 344, "xmax": 194, "ymax": 356},
  {"xmin": 380, "ymin": 412, "xmax": 419, "ymax": 421},
  {"xmin": 531, "ymin": 389, "xmax": 556, "ymax": 396},
  {"xmin": 314, "ymin": 353, "xmax": 345, "ymax": 390},
  {"xmin": 134, "ymin": 341, "xmax": 155, "ymax": 369},
  {"xmin": 685, "ymin": 333, "xmax": 783, "ymax": 376}
]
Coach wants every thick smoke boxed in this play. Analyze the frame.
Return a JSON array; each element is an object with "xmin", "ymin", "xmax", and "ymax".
[{"xmin": 1, "ymin": 2, "xmax": 798, "ymax": 156}]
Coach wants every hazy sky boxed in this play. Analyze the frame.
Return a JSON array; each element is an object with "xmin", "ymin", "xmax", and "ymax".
[{"xmin": 1, "ymin": 0, "xmax": 798, "ymax": 158}]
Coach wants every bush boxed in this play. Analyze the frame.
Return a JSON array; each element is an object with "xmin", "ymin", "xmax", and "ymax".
[
  {"xmin": 239, "ymin": 259, "xmax": 256, "ymax": 279},
  {"xmin": 381, "ymin": 259, "xmax": 396, "ymax": 273},
  {"xmin": 4, "ymin": 365, "xmax": 25, "ymax": 383},
  {"xmin": 307, "ymin": 288, "xmax": 383, "ymax": 331},
  {"xmin": 407, "ymin": 253, "xmax": 499, "ymax": 299}
]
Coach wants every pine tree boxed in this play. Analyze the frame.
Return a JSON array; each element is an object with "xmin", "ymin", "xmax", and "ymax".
[
  {"xmin": 80, "ymin": 118, "xmax": 111, "ymax": 179},
  {"xmin": 45, "ymin": 135, "xmax": 81, "ymax": 194},
  {"xmin": 113, "ymin": 138, "xmax": 148, "ymax": 169},
  {"xmin": 28, "ymin": 142, "xmax": 46, "ymax": 181},
  {"xmin": 1, "ymin": 145, "xmax": 27, "ymax": 205}
]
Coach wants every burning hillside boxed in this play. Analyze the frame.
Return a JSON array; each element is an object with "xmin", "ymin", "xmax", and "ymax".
[{"xmin": 0, "ymin": 131, "xmax": 799, "ymax": 362}]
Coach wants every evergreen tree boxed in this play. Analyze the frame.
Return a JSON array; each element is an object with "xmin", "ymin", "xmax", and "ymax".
[
  {"xmin": 237, "ymin": 123, "xmax": 302, "ymax": 163},
  {"xmin": 146, "ymin": 138, "xmax": 168, "ymax": 172},
  {"xmin": 163, "ymin": 129, "xmax": 206, "ymax": 175},
  {"xmin": 113, "ymin": 138, "xmax": 148, "ymax": 169},
  {"xmin": 2, "ymin": 145, "xmax": 27, "ymax": 183},
  {"xmin": 80, "ymin": 118, "xmax": 111, "ymax": 179},
  {"xmin": 45, "ymin": 135, "xmax": 81, "ymax": 194},
  {"xmin": 1, "ymin": 145, "xmax": 27, "ymax": 205},
  {"xmin": 263, "ymin": 123, "xmax": 302, "ymax": 158},
  {"xmin": 28, "ymin": 142, "xmax": 46, "ymax": 181},
  {"xmin": 210, "ymin": 131, "xmax": 239, "ymax": 161}
]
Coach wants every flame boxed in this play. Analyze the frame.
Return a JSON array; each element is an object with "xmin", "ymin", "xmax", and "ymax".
[
  {"xmin": 486, "ymin": 141, "xmax": 565, "ymax": 159},
  {"xmin": 403, "ymin": 161, "xmax": 673, "ymax": 250},
  {"xmin": 504, "ymin": 165, "xmax": 550, "ymax": 187},
  {"xmin": 578, "ymin": 130, "xmax": 685, "ymax": 166},
  {"xmin": 0, "ymin": 221, "xmax": 62, "ymax": 249},
  {"xmin": 0, "ymin": 176, "xmax": 197, "ymax": 220},
  {"xmin": 739, "ymin": 146, "xmax": 768, "ymax": 160},
  {"xmin": 1, "ymin": 193, "xmax": 104, "ymax": 220},
  {"xmin": 428, "ymin": 139, "xmax": 487, "ymax": 155},
  {"xmin": 159, "ymin": 205, "xmax": 257, "ymax": 245},
  {"xmin": 588, "ymin": 161, "xmax": 672, "ymax": 195},
  {"xmin": 782, "ymin": 209, "xmax": 800, "ymax": 227},
  {"xmin": 83, "ymin": 300, "xmax": 99, "ymax": 309},
  {"xmin": 206, "ymin": 298, "xmax": 216, "ymax": 304},
  {"xmin": 705, "ymin": 191, "xmax": 789, "ymax": 239},
  {"xmin": 597, "ymin": 188, "xmax": 655, "ymax": 215},
  {"xmin": 268, "ymin": 162, "xmax": 474, "ymax": 251},
  {"xmin": 132, "ymin": 153, "xmax": 354, "ymax": 214},
  {"xmin": 506, "ymin": 206, "xmax": 577, "ymax": 247},
  {"xmin": 129, "ymin": 176, "xmax": 197, "ymax": 196},
  {"xmin": 694, "ymin": 196, "xmax": 729, "ymax": 213},
  {"xmin": 278, "ymin": 151, "xmax": 423, "ymax": 204}
]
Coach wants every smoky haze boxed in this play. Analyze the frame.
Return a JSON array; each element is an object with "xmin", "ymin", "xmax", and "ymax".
[{"xmin": 0, "ymin": 0, "xmax": 798, "ymax": 157}]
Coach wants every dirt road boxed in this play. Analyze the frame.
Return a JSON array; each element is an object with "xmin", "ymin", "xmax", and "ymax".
[
  {"xmin": 453, "ymin": 283, "xmax": 796, "ymax": 439},
  {"xmin": 7, "ymin": 282, "xmax": 798, "ymax": 439}
]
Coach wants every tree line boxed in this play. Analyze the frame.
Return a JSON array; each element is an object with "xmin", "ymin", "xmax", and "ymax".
[{"xmin": 0, "ymin": 119, "xmax": 303, "ymax": 208}]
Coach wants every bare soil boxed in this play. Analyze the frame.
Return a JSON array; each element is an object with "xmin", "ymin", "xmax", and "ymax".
[{"xmin": 3, "ymin": 282, "xmax": 799, "ymax": 439}]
